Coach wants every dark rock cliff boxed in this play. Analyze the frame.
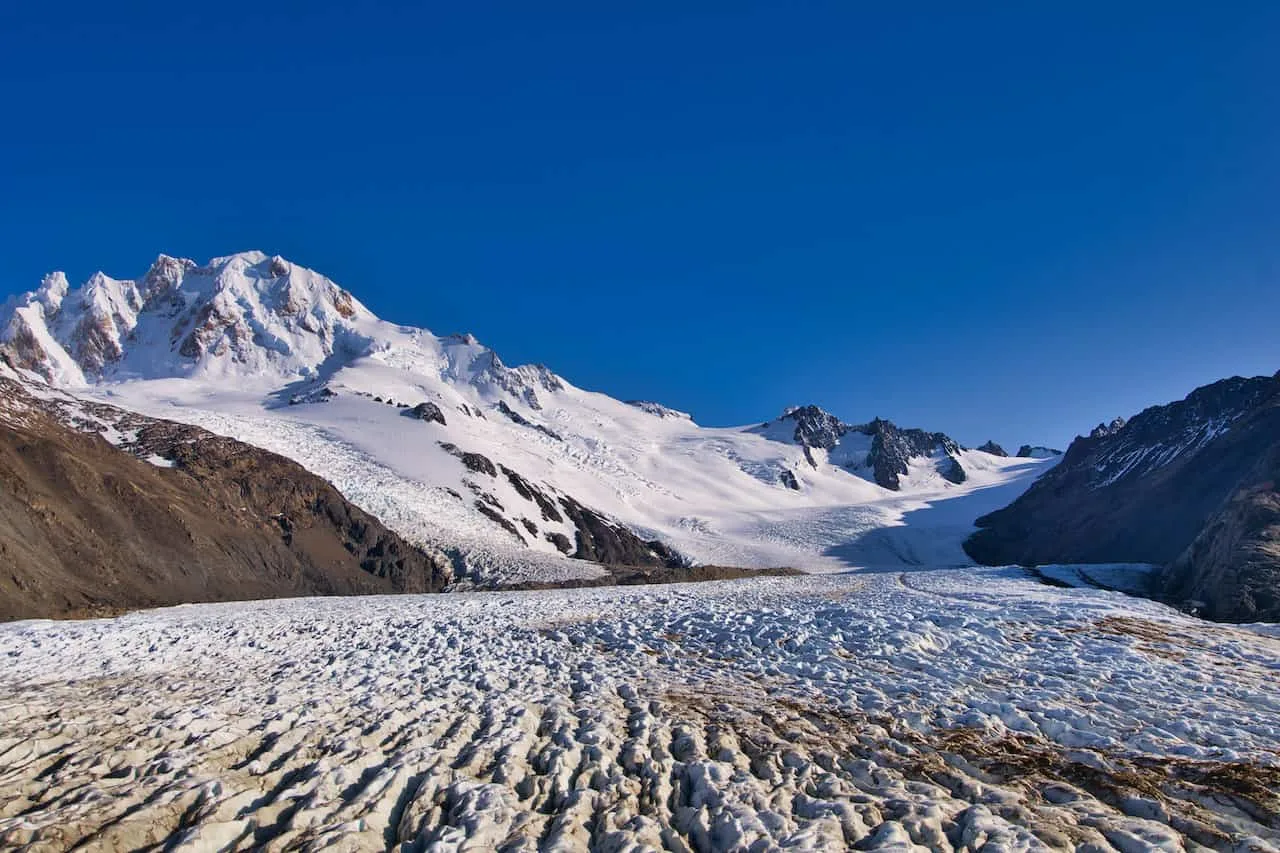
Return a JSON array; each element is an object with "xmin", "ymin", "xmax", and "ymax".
[{"xmin": 966, "ymin": 373, "xmax": 1280, "ymax": 622}]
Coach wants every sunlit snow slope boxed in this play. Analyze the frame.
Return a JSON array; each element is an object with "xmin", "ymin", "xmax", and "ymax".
[{"xmin": 2, "ymin": 252, "xmax": 1054, "ymax": 582}]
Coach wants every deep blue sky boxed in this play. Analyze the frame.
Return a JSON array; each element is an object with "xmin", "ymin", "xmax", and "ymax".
[{"xmin": 3, "ymin": 2, "xmax": 1278, "ymax": 449}]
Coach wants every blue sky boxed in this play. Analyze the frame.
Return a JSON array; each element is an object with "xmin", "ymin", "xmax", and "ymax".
[{"xmin": 2, "ymin": 2, "xmax": 1278, "ymax": 449}]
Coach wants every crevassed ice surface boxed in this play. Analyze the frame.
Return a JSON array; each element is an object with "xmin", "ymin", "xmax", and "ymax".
[{"xmin": 2, "ymin": 568, "xmax": 1277, "ymax": 851}]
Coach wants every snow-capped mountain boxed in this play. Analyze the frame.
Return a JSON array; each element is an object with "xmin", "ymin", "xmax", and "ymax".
[
  {"xmin": 1, "ymin": 252, "xmax": 1054, "ymax": 583},
  {"xmin": 1, "ymin": 251, "xmax": 564, "ymax": 407}
]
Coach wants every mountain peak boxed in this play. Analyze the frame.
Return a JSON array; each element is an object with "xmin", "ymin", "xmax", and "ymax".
[
  {"xmin": 0, "ymin": 252, "xmax": 380, "ymax": 384},
  {"xmin": 140, "ymin": 254, "xmax": 196, "ymax": 298},
  {"xmin": 0, "ymin": 252, "xmax": 576, "ymax": 417},
  {"xmin": 780, "ymin": 404, "xmax": 848, "ymax": 450},
  {"xmin": 1088, "ymin": 417, "xmax": 1127, "ymax": 439},
  {"xmin": 35, "ymin": 272, "xmax": 70, "ymax": 310}
]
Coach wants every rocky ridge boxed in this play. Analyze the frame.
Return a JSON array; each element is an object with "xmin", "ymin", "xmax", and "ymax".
[
  {"xmin": 967, "ymin": 372, "xmax": 1280, "ymax": 621},
  {"xmin": 774, "ymin": 405, "xmax": 972, "ymax": 491}
]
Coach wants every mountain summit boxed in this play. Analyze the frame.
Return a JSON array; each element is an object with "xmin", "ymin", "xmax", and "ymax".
[
  {"xmin": 1, "ymin": 252, "xmax": 570, "ymax": 410},
  {"xmin": 2, "ymin": 252, "xmax": 375, "ymax": 384}
]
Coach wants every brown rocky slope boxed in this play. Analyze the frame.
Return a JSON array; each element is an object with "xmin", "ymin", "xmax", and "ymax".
[{"xmin": 0, "ymin": 375, "xmax": 452, "ymax": 620}]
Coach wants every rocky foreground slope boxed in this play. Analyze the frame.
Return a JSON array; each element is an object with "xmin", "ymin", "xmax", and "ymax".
[
  {"xmin": 966, "ymin": 373, "xmax": 1280, "ymax": 622},
  {"xmin": 0, "ymin": 372, "xmax": 454, "ymax": 620}
]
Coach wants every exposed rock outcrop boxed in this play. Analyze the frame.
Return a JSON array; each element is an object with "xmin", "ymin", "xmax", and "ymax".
[
  {"xmin": 499, "ymin": 464, "xmax": 563, "ymax": 523},
  {"xmin": 289, "ymin": 386, "xmax": 337, "ymax": 405},
  {"xmin": 977, "ymin": 440, "xmax": 1008, "ymax": 457},
  {"xmin": 496, "ymin": 400, "xmax": 562, "ymax": 440},
  {"xmin": 781, "ymin": 405, "xmax": 847, "ymax": 450},
  {"xmin": 1160, "ymin": 442, "xmax": 1280, "ymax": 622},
  {"xmin": 858, "ymin": 417, "xmax": 966, "ymax": 490},
  {"xmin": 625, "ymin": 400, "xmax": 693, "ymax": 420},
  {"xmin": 439, "ymin": 440, "xmax": 685, "ymax": 570},
  {"xmin": 556, "ymin": 496, "xmax": 685, "ymax": 569},
  {"xmin": 405, "ymin": 401, "xmax": 446, "ymax": 425},
  {"xmin": 1089, "ymin": 417, "xmax": 1127, "ymax": 439},
  {"xmin": 778, "ymin": 406, "xmax": 968, "ymax": 490}
]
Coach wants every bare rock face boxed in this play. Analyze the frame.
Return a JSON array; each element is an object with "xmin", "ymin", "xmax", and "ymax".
[
  {"xmin": 1090, "ymin": 417, "xmax": 1127, "ymax": 439},
  {"xmin": 556, "ymin": 495, "xmax": 684, "ymax": 568},
  {"xmin": 0, "ymin": 375, "xmax": 451, "ymax": 620},
  {"xmin": 499, "ymin": 464, "xmax": 563, "ymax": 522},
  {"xmin": 1161, "ymin": 442, "xmax": 1280, "ymax": 622},
  {"xmin": 439, "ymin": 440, "xmax": 684, "ymax": 569},
  {"xmin": 967, "ymin": 372, "xmax": 1280, "ymax": 622},
  {"xmin": 625, "ymin": 400, "xmax": 692, "ymax": 420},
  {"xmin": 461, "ymin": 452, "xmax": 497, "ymax": 477},
  {"xmin": 978, "ymin": 440, "xmax": 1008, "ymax": 457},
  {"xmin": 1, "ymin": 313, "xmax": 54, "ymax": 374},
  {"xmin": 781, "ymin": 405, "xmax": 847, "ymax": 450}
]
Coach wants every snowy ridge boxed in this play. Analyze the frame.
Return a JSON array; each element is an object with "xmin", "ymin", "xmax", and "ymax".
[
  {"xmin": 2, "ymin": 252, "xmax": 1058, "ymax": 582},
  {"xmin": 1079, "ymin": 376, "xmax": 1275, "ymax": 490}
]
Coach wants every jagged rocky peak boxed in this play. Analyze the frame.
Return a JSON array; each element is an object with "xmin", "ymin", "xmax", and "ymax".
[
  {"xmin": 1088, "ymin": 417, "xmax": 1127, "ymax": 439},
  {"xmin": 140, "ymin": 254, "xmax": 197, "ymax": 303},
  {"xmin": 471, "ymin": 352, "xmax": 564, "ymax": 411},
  {"xmin": 626, "ymin": 400, "xmax": 693, "ymax": 420},
  {"xmin": 2, "ymin": 250, "xmax": 577, "ymax": 423},
  {"xmin": 35, "ymin": 272, "xmax": 70, "ymax": 310},
  {"xmin": 781, "ymin": 404, "xmax": 848, "ymax": 450},
  {"xmin": 854, "ymin": 417, "xmax": 966, "ymax": 490},
  {"xmin": 770, "ymin": 406, "xmax": 968, "ymax": 491},
  {"xmin": 0, "ymin": 251, "xmax": 378, "ymax": 384},
  {"xmin": 977, "ymin": 440, "xmax": 1008, "ymax": 457}
]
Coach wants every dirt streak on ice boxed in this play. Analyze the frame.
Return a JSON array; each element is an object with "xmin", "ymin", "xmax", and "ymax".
[{"xmin": 1, "ymin": 568, "xmax": 1277, "ymax": 851}]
